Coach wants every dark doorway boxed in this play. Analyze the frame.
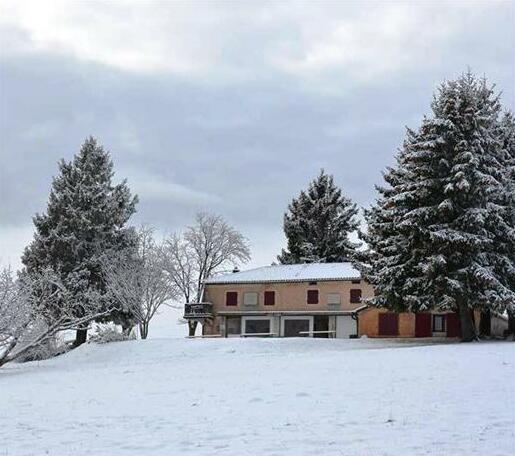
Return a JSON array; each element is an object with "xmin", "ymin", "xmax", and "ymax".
[
  {"xmin": 314, "ymin": 315, "xmax": 329, "ymax": 338},
  {"xmin": 378, "ymin": 312, "xmax": 399, "ymax": 336},
  {"xmin": 415, "ymin": 313, "xmax": 432, "ymax": 337},
  {"xmin": 283, "ymin": 319, "xmax": 310, "ymax": 337}
]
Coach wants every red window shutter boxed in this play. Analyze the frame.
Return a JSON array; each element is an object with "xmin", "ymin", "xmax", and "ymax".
[
  {"xmin": 415, "ymin": 313, "xmax": 432, "ymax": 337},
  {"xmin": 226, "ymin": 292, "xmax": 238, "ymax": 306},
  {"xmin": 307, "ymin": 290, "xmax": 319, "ymax": 304},
  {"xmin": 350, "ymin": 289, "xmax": 362, "ymax": 304},
  {"xmin": 264, "ymin": 291, "xmax": 275, "ymax": 306}
]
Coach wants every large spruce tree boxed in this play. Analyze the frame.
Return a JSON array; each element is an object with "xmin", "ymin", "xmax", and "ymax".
[
  {"xmin": 22, "ymin": 137, "xmax": 138, "ymax": 345},
  {"xmin": 357, "ymin": 73, "xmax": 515, "ymax": 341},
  {"xmin": 499, "ymin": 112, "xmax": 515, "ymax": 335},
  {"xmin": 278, "ymin": 170, "xmax": 359, "ymax": 264}
]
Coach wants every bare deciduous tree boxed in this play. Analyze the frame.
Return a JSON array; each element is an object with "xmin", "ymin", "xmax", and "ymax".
[
  {"xmin": 162, "ymin": 212, "xmax": 251, "ymax": 336},
  {"xmin": 101, "ymin": 226, "xmax": 175, "ymax": 339}
]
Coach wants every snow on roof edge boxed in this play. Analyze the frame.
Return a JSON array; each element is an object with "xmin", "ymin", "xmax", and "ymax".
[{"xmin": 204, "ymin": 262, "xmax": 361, "ymax": 285}]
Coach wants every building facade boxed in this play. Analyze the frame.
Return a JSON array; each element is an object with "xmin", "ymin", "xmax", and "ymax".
[{"xmin": 183, "ymin": 262, "xmax": 508, "ymax": 338}]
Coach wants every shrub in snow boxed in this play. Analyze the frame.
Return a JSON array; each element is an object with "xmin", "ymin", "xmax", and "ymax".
[
  {"xmin": 0, "ymin": 266, "xmax": 117, "ymax": 368},
  {"xmin": 89, "ymin": 324, "xmax": 136, "ymax": 344},
  {"xmin": 17, "ymin": 329, "xmax": 68, "ymax": 363}
]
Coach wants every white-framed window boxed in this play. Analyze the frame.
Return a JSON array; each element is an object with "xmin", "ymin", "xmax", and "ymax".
[
  {"xmin": 243, "ymin": 292, "xmax": 259, "ymax": 306},
  {"xmin": 433, "ymin": 314, "xmax": 446, "ymax": 333},
  {"xmin": 327, "ymin": 293, "xmax": 341, "ymax": 305},
  {"xmin": 242, "ymin": 316, "xmax": 273, "ymax": 335}
]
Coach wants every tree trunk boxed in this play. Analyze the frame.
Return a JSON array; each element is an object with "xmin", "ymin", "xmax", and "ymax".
[
  {"xmin": 479, "ymin": 309, "xmax": 491, "ymax": 338},
  {"xmin": 508, "ymin": 310, "xmax": 515, "ymax": 337},
  {"xmin": 458, "ymin": 299, "xmax": 477, "ymax": 342},
  {"xmin": 139, "ymin": 322, "xmax": 149, "ymax": 340},
  {"xmin": 74, "ymin": 328, "xmax": 88, "ymax": 347},
  {"xmin": 188, "ymin": 320, "xmax": 198, "ymax": 337},
  {"xmin": 121, "ymin": 322, "xmax": 133, "ymax": 337}
]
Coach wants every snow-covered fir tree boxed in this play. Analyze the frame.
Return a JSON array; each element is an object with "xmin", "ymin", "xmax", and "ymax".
[
  {"xmin": 22, "ymin": 137, "xmax": 138, "ymax": 345},
  {"xmin": 499, "ymin": 111, "xmax": 515, "ymax": 335},
  {"xmin": 278, "ymin": 170, "xmax": 359, "ymax": 264},
  {"xmin": 357, "ymin": 72, "xmax": 515, "ymax": 341}
]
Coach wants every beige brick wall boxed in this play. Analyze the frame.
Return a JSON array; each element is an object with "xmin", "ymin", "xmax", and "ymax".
[
  {"xmin": 203, "ymin": 280, "xmax": 375, "ymax": 314},
  {"xmin": 358, "ymin": 308, "xmax": 414, "ymax": 337}
]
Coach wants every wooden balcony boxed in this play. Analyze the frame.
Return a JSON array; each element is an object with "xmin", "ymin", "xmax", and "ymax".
[{"xmin": 184, "ymin": 302, "xmax": 214, "ymax": 320}]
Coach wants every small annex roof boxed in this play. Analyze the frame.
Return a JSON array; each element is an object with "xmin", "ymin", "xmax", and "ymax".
[{"xmin": 204, "ymin": 262, "xmax": 361, "ymax": 285}]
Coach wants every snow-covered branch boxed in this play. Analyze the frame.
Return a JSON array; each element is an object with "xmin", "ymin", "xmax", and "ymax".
[{"xmin": 0, "ymin": 267, "xmax": 112, "ymax": 367}]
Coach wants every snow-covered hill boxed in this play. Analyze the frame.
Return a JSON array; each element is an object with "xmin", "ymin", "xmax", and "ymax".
[{"xmin": 1, "ymin": 338, "xmax": 513, "ymax": 456}]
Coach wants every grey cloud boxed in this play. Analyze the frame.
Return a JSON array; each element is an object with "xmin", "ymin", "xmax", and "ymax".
[{"xmin": 0, "ymin": 1, "xmax": 514, "ymax": 270}]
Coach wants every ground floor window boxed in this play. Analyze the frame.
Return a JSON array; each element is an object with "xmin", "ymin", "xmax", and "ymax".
[
  {"xmin": 313, "ymin": 315, "xmax": 329, "ymax": 338},
  {"xmin": 281, "ymin": 316, "xmax": 314, "ymax": 337},
  {"xmin": 226, "ymin": 317, "xmax": 241, "ymax": 336},
  {"xmin": 242, "ymin": 317, "xmax": 272, "ymax": 335},
  {"xmin": 433, "ymin": 314, "xmax": 446, "ymax": 333}
]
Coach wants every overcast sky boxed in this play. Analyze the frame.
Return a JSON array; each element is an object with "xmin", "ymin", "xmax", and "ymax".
[{"xmin": 0, "ymin": 0, "xmax": 514, "ymax": 270}]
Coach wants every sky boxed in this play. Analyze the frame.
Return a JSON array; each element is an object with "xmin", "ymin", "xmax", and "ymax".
[{"xmin": 1, "ymin": 0, "xmax": 514, "ymax": 271}]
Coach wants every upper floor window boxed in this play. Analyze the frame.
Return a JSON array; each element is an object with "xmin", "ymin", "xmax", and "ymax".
[
  {"xmin": 327, "ymin": 293, "xmax": 341, "ymax": 305},
  {"xmin": 307, "ymin": 289, "xmax": 319, "ymax": 304},
  {"xmin": 226, "ymin": 291, "xmax": 238, "ymax": 306},
  {"xmin": 243, "ymin": 292, "xmax": 258, "ymax": 306},
  {"xmin": 351, "ymin": 279, "xmax": 361, "ymax": 284},
  {"xmin": 350, "ymin": 289, "xmax": 362, "ymax": 304},
  {"xmin": 264, "ymin": 291, "xmax": 275, "ymax": 306}
]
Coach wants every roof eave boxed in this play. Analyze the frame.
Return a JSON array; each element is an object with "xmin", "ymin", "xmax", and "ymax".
[{"xmin": 204, "ymin": 276, "xmax": 362, "ymax": 285}]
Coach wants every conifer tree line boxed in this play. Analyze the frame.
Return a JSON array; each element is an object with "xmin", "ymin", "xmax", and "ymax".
[{"xmin": 279, "ymin": 72, "xmax": 514, "ymax": 341}]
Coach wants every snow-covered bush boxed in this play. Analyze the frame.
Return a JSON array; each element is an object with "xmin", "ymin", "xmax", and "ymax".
[
  {"xmin": 0, "ymin": 266, "xmax": 116, "ymax": 368},
  {"xmin": 16, "ymin": 329, "xmax": 67, "ymax": 363},
  {"xmin": 89, "ymin": 324, "xmax": 136, "ymax": 344}
]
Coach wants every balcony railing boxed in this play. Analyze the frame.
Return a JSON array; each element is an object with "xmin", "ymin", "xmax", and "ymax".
[{"xmin": 184, "ymin": 302, "xmax": 214, "ymax": 319}]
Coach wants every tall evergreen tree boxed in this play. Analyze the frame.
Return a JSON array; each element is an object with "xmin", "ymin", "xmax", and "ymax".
[
  {"xmin": 278, "ymin": 170, "xmax": 359, "ymax": 264},
  {"xmin": 499, "ymin": 112, "xmax": 515, "ymax": 335},
  {"xmin": 22, "ymin": 137, "xmax": 138, "ymax": 345},
  {"xmin": 357, "ymin": 72, "xmax": 515, "ymax": 341}
]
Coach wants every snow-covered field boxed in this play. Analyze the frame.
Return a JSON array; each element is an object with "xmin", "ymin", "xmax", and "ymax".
[{"xmin": 1, "ymin": 337, "xmax": 513, "ymax": 456}]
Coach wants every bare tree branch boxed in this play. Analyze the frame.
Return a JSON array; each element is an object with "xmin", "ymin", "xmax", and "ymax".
[{"xmin": 162, "ymin": 212, "xmax": 251, "ymax": 336}]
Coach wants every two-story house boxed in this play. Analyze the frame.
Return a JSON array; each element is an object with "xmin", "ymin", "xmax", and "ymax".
[
  {"xmin": 185, "ymin": 262, "xmax": 372, "ymax": 338},
  {"xmin": 184, "ymin": 262, "xmax": 509, "ymax": 338}
]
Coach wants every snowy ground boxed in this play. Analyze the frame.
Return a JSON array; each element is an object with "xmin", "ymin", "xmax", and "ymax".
[{"xmin": 1, "ymin": 337, "xmax": 513, "ymax": 456}]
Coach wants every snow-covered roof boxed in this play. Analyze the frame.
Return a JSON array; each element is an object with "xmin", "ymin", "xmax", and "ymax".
[{"xmin": 205, "ymin": 262, "xmax": 361, "ymax": 284}]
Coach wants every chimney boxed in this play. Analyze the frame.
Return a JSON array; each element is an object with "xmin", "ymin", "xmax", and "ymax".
[{"xmin": 232, "ymin": 266, "xmax": 240, "ymax": 273}]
